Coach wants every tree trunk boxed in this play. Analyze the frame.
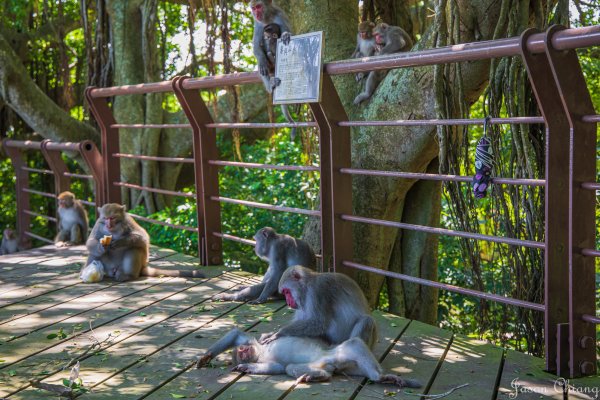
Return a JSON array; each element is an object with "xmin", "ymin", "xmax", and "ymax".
[
  {"xmin": 0, "ymin": 34, "xmax": 97, "ymax": 142},
  {"xmin": 298, "ymin": 0, "xmax": 503, "ymax": 324}
]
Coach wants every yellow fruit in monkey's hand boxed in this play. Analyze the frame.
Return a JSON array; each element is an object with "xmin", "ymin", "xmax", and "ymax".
[{"xmin": 100, "ymin": 235, "xmax": 112, "ymax": 246}]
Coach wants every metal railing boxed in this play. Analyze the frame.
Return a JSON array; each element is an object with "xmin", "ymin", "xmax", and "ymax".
[
  {"xmin": 83, "ymin": 24, "xmax": 600, "ymax": 379},
  {"xmin": 2, "ymin": 139, "xmax": 104, "ymax": 247}
]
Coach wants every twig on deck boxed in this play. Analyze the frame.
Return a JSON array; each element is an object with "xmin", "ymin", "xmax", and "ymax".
[
  {"xmin": 29, "ymin": 379, "xmax": 74, "ymax": 398},
  {"xmin": 404, "ymin": 383, "xmax": 470, "ymax": 399}
]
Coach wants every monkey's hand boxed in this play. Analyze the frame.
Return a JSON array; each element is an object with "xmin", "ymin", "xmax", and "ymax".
[
  {"xmin": 258, "ymin": 60, "xmax": 270, "ymax": 76},
  {"xmin": 232, "ymin": 363, "xmax": 252, "ymax": 373},
  {"xmin": 281, "ymin": 31, "xmax": 291, "ymax": 45},
  {"xmin": 259, "ymin": 331, "xmax": 279, "ymax": 344},
  {"xmin": 379, "ymin": 374, "xmax": 422, "ymax": 388},
  {"xmin": 355, "ymin": 72, "xmax": 365, "ymax": 82},
  {"xmin": 95, "ymin": 241, "xmax": 107, "ymax": 255},
  {"xmin": 248, "ymin": 297, "xmax": 267, "ymax": 305},
  {"xmin": 196, "ymin": 353, "xmax": 213, "ymax": 369}
]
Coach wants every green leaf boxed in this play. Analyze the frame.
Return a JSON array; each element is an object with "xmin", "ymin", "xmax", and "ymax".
[
  {"xmin": 62, "ymin": 378, "xmax": 72, "ymax": 388},
  {"xmin": 139, "ymin": 312, "xmax": 147, "ymax": 317},
  {"xmin": 390, "ymin": 322, "xmax": 398, "ymax": 327},
  {"xmin": 8, "ymin": 370, "xmax": 16, "ymax": 377},
  {"xmin": 170, "ymin": 394, "xmax": 187, "ymax": 398},
  {"xmin": 46, "ymin": 333, "xmax": 58, "ymax": 340}
]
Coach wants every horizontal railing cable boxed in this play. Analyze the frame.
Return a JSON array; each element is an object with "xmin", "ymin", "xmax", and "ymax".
[
  {"xmin": 23, "ymin": 210, "xmax": 57, "ymax": 223},
  {"xmin": 581, "ymin": 182, "xmax": 600, "ymax": 190},
  {"xmin": 341, "ymin": 168, "xmax": 545, "ymax": 187},
  {"xmin": 21, "ymin": 167, "xmax": 54, "ymax": 175},
  {"xmin": 213, "ymin": 232, "xmax": 256, "ymax": 246},
  {"xmin": 341, "ymin": 214, "xmax": 545, "ymax": 250},
  {"xmin": 80, "ymin": 200, "xmax": 96, "ymax": 207},
  {"xmin": 63, "ymin": 172, "xmax": 93, "ymax": 180},
  {"xmin": 129, "ymin": 213, "xmax": 198, "ymax": 232},
  {"xmin": 211, "ymin": 196, "xmax": 321, "ymax": 216},
  {"xmin": 343, "ymin": 260, "xmax": 546, "ymax": 312},
  {"xmin": 111, "ymin": 123, "xmax": 191, "ymax": 129},
  {"xmin": 24, "ymin": 231, "xmax": 54, "ymax": 244},
  {"xmin": 113, "ymin": 153, "xmax": 195, "ymax": 164},
  {"xmin": 209, "ymin": 160, "xmax": 319, "ymax": 172},
  {"xmin": 206, "ymin": 122, "xmax": 318, "ymax": 129},
  {"xmin": 582, "ymin": 314, "xmax": 600, "ymax": 324},
  {"xmin": 22, "ymin": 188, "xmax": 57, "ymax": 199},
  {"xmin": 339, "ymin": 116, "xmax": 545, "ymax": 127},
  {"xmin": 113, "ymin": 182, "xmax": 196, "ymax": 198},
  {"xmin": 582, "ymin": 115, "xmax": 600, "ymax": 123}
]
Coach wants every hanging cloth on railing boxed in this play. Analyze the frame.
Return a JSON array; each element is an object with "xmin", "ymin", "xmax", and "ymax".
[{"xmin": 472, "ymin": 116, "xmax": 493, "ymax": 199}]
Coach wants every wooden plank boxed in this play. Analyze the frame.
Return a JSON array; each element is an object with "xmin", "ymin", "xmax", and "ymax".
[
  {"xmin": 354, "ymin": 319, "xmax": 453, "ymax": 400},
  {"xmin": 140, "ymin": 301, "xmax": 291, "ymax": 400},
  {"xmin": 1, "ymin": 273, "xmax": 256, "ymax": 398},
  {"xmin": 70, "ymin": 301, "xmax": 288, "ymax": 399},
  {"xmin": 0, "ymin": 245, "xmax": 174, "ymax": 303},
  {"xmin": 498, "ymin": 349, "xmax": 598, "ymax": 400},
  {"xmin": 283, "ymin": 311, "xmax": 411, "ymax": 400},
  {"xmin": 426, "ymin": 334, "xmax": 504, "ymax": 400},
  {"xmin": 0, "ymin": 255, "xmax": 225, "ymax": 367}
]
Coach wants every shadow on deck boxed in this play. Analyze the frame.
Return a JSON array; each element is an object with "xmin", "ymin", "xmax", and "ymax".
[{"xmin": 0, "ymin": 246, "xmax": 597, "ymax": 399}]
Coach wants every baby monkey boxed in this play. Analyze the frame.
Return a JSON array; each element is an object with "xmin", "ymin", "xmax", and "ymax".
[
  {"xmin": 351, "ymin": 21, "xmax": 377, "ymax": 82},
  {"xmin": 197, "ymin": 328, "xmax": 421, "ymax": 388},
  {"xmin": 0, "ymin": 228, "xmax": 19, "ymax": 255},
  {"xmin": 55, "ymin": 191, "xmax": 89, "ymax": 247}
]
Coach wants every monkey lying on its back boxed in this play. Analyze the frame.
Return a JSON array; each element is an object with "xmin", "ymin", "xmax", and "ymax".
[
  {"xmin": 86, "ymin": 203, "xmax": 205, "ymax": 282},
  {"xmin": 197, "ymin": 327, "xmax": 421, "ymax": 387}
]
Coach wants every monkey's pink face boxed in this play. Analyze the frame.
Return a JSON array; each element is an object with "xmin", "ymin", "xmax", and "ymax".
[
  {"xmin": 58, "ymin": 199, "xmax": 69, "ymax": 208},
  {"xmin": 4, "ymin": 229, "xmax": 14, "ymax": 238},
  {"xmin": 251, "ymin": 3, "xmax": 264, "ymax": 22},
  {"xmin": 236, "ymin": 345, "xmax": 256, "ymax": 362},
  {"xmin": 281, "ymin": 288, "xmax": 297, "ymax": 309},
  {"xmin": 375, "ymin": 33, "xmax": 385, "ymax": 45},
  {"xmin": 360, "ymin": 31, "xmax": 371, "ymax": 39}
]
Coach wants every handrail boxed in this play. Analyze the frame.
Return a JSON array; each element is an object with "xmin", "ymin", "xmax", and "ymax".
[{"xmin": 87, "ymin": 26, "xmax": 600, "ymax": 98}]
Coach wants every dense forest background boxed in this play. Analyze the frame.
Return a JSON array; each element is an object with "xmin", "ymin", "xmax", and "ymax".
[{"xmin": 0, "ymin": 0, "xmax": 599, "ymax": 359}]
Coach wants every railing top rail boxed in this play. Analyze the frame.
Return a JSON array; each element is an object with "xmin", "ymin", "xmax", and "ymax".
[
  {"xmin": 3, "ymin": 139, "xmax": 97, "ymax": 153},
  {"xmin": 87, "ymin": 25, "xmax": 600, "ymax": 98}
]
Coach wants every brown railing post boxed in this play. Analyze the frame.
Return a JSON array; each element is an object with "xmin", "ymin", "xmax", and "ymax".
[
  {"xmin": 85, "ymin": 87, "xmax": 122, "ymax": 205},
  {"xmin": 519, "ymin": 28, "xmax": 569, "ymax": 375},
  {"xmin": 543, "ymin": 25, "xmax": 597, "ymax": 378},
  {"xmin": 309, "ymin": 74, "xmax": 353, "ymax": 274},
  {"xmin": 2, "ymin": 140, "xmax": 32, "ymax": 249},
  {"xmin": 172, "ymin": 76, "xmax": 222, "ymax": 265},
  {"xmin": 40, "ymin": 139, "xmax": 71, "ymax": 195},
  {"xmin": 78, "ymin": 140, "xmax": 106, "ymax": 207}
]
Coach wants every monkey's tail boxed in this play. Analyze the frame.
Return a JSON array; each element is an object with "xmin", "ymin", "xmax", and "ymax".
[
  {"xmin": 281, "ymin": 104, "xmax": 297, "ymax": 140},
  {"xmin": 141, "ymin": 266, "xmax": 206, "ymax": 278}
]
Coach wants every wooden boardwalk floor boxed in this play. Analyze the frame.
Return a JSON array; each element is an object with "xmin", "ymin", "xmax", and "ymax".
[{"xmin": 0, "ymin": 246, "xmax": 597, "ymax": 399}]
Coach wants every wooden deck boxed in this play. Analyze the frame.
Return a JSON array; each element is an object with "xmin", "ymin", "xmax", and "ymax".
[{"xmin": 0, "ymin": 246, "xmax": 597, "ymax": 399}]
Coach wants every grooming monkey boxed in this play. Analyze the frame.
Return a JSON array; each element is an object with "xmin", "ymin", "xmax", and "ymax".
[
  {"xmin": 196, "ymin": 328, "xmax": 421, "ymax": 388},
  {"xmin": 261, "ymin": 265, "xmax": 378, "ymax": 349},
  {"xmin": 214, "ymin": 227, "xmax": 316, "ymax": 304},
  {"xmin": 0, "ymin": 228, "xmax": 19, "ymax": 255},
  {"xmin": 55, "ymin": 191, "xmax": 89, "ymax": 246},
  {"xmin": 353, "ymin": 23, "xmax": 413, "ymax": 105},
  {"xmin": 351, "ymin": 21, "xmax": 377, "ymax": 82},
  {"xmin": 86, "ymin": 203, "xmax": 206, "ymax": 282},
  {"xmin": 251, "ymin": 0, "xmax": 297, "ymax": 140}
]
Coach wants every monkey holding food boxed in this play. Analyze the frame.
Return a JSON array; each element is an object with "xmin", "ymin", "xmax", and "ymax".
[
  {"xmin": 353, "ymin": 23, "xmax": 413, "ymax": 105},
  {"xmin": 0, "ymin": 228, "xmax": 19, "ymax": 255},
  {"xmin": 196, "ymin": 328, "xmax": 421, "ymax": 388},
  {"xmin": 260, "ymin": 265, "xmax": 378, "ymax": 349},
  {"xmin": 214, "ymin": 227, "xmax": 316, "ymax": 304},
  {"xmin": 85, "ymin": 203, "xmax": 205, "ymax": 282},
  {"xmin": 55, "ymin": 191, "xmax": 89, "ymax": 247}
]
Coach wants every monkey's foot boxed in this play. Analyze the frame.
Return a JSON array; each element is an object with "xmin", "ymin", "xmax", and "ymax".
[
  {"xmin": 281, "ymin": 32, "xmax": 291, "ymax": 45},
  {"xmin": 355, "ymin": 72, "xmax": 365, "ymax": 82},
  {"xmin": 270, "ymin": 77, "xmax": 282, "ymax": 91},
  {"xmin": 232, "ymin": 363, "xmax": 251, "ymax": 373},
  {"xmin": 196, "ymin": 353, "xmax": 213, "ymax": 369},
  {"xmin": 353, "ymin": 94, "xmax": 369, "ymax": 105},
  {"xmin": 248, "ymin": 298, "xmax": 267, "ymax": 305},
  {"xmin": 259, "ymin": 332, "xmax": 279, "ymax": 344},
  {"xmin": 55, "ymin": 241, "xmax": 68, "ymax": 248}
]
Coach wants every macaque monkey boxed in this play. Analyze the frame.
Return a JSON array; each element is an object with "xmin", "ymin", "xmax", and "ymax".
[
  {"xmin": 0, "ymin": 228, "xmax": 19, "ymax": 255},
  {"xmin": 261, "ymin": 265, "xmax": 378, "ymax": 349},
  {"xmin": 55, "ymin": 191, "xmax": 89, "ymax": 246},
  {"xmin": 196, "ymin": 328, "xmax": 421, "ymax": 388},
  {"xmin": 351, "ymin": 21, "xmax": 376, "ymax": 82},
  {"xmin": 85, "ymin": 203, "xmax": 206, "ymax": 282},
  {"xmin": 251, "ymin": 0, "xmax": 297, "ymax": 140},
  {"xmin": 353, "ymin": 23, "xmax": 413, "ymax": 105},
  {"xmin": 214, "ymin": 227, "xmax": 316, "ymax": 304}
]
